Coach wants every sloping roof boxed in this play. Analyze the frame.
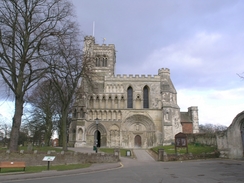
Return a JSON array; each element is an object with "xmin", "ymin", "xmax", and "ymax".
[{"xmin": 180, "ymin": 112, "xmax": 192, "ymax": 123}]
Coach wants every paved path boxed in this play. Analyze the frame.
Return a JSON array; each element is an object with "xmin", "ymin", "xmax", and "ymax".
[
  {"xmin": 68, "ymin": 147, "xmax": 156, "ymax": 163},
  {"xmin": 133, "ymin": 149, "xmax": 155, "ymax": 162}
]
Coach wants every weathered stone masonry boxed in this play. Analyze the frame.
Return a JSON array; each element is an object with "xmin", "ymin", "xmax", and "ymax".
[{"xmin": 68, "ymin": 36, "xmax": 199, "ymax": 149}]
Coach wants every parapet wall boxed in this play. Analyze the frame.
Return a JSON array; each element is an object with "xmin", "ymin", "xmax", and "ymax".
[
  {"xmin": 158, "ymin": 68, "xmax": 170, "ymax": 75},
  {"xmin": 105, "ymin": 74, "xmax": 160, "ymax": 81},
  {"xmin": 94, "ymin": 44, "xmax": 115, "ymax": 49}
]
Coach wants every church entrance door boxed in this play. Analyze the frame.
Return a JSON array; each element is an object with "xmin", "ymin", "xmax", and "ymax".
[
  {"xmin": 94, "ymin": 130, "xmax": 101, "ymax": 147},
  {"xmin": 134, "ymin": 135, "xmax": 142, "ymax": 147}
]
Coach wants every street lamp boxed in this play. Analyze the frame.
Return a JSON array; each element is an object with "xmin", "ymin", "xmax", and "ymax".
[{"xmin": 95, "ymin": 118, "xmax": 99, "ymax": 153}]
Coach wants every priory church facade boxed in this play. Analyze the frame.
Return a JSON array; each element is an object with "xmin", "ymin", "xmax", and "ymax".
[{"xmin": 68, "ymin": 36, "xmax": 199, "ymax": 148}]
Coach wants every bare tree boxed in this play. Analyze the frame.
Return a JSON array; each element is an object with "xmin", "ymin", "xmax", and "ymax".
[
  {"xmin": 199, "ymin": 123, "xmax": 227, "ymax": 134},
  {"xmin": 0, "ymin": 118, "xmax": 11, "ymax": 147},
  {"xmin": 21, "ymin": 117, "xmax": 46, "ymax": 146},
  {"xmin": 0, "ymin": 0, "xmax": 76, "ymax": 151},
  {"xmin": 45, "ymin": 25, "xmax": 94, "ymax": 151},
  {"xmin": 27, "ymin": 80, "xmax": 60, "ymax": 146}
]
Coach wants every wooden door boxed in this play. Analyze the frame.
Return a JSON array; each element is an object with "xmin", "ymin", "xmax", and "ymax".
[{"xmin": 134, "ymin": 135, "xmax": 141, "ymax": 147}]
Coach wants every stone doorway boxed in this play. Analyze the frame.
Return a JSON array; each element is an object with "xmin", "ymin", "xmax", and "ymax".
[
  {"xmin": 134, "ymin": 135, "xmax": 142, "ymax": 147},
  {"xmin": 94, "ymin": 130, "xmax": 101, "ymax": 147}
]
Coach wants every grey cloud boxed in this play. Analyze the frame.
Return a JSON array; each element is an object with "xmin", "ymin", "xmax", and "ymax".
[{"xmin": 72, "ymin": 0, "xmax": 244, "ymax": 91}]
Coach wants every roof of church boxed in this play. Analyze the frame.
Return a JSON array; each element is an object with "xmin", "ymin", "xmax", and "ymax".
[{"xmin": 180, "ymin": 112, "xmax": 192, "ymax": 123}]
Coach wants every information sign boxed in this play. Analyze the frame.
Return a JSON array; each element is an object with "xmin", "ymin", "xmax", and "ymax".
[{"xmin": 43, "ymin": 156, "xmax": 55, "ymax": 161}]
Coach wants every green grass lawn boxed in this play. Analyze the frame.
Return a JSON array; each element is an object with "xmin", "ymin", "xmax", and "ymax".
[
  {"xmin": 0, "ymin": 163, "xmax": 91, "ymax": 174},
  {"xmin": 151, "ymin": 144, "xmax": 217, "ymax": 155},
  {"xmin": 0, "ymin": 146, "xmax": 90, "ymax": 174},
  {"xmin": 100, "ymin": 144, "xmax": 216, "ymax": 156}
]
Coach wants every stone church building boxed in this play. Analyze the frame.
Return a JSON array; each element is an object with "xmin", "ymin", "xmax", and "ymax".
[{"xmin": 68, "ymin": 36, "xmax": 199, "ymax": 149}]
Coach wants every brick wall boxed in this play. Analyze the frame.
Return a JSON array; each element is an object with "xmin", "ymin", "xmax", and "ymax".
[{"xmin": 181, "ymin": 122, "xmax": 193, "ymax": 133}]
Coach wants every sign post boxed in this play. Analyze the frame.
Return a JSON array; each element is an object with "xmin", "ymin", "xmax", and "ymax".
[
  {"xmin": 42, "ymin": 156, "xmax": 55, "ymax": 170},
  {"xmin": 175, "ymin": 132, "xmax": 188, "ymax": 154}
]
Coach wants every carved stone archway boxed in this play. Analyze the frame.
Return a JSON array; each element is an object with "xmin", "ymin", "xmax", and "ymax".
[
  {"xmin": 86, "ymin": 123, "xmax": 107, "ymax": 147},
  {"xmin": 241, "ymin": 121, "xmax": 244, "ymax": 154},
  {"xmin": 217, "ymin": 111, "xmax": 244, "ymax": 159},
  {"xmin": 121, "ymin": 114, "xmax": 156, "ymax": 148}
]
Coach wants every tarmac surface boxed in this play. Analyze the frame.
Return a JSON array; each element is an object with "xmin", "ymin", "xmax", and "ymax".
[{"xmin": 0, "ymin": 147, "xmax": 244, "ymax": 182}]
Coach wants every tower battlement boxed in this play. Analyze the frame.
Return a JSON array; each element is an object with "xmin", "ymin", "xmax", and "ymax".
[
  {"xmin": 94, "ymin": 44, "xmax": 115, "ymax": 49},
  {"xmin": 105, "ymin": 74, "xmax": 160, "ymax": 80},
  {"xmin": 84, "ymin": 36, "xmax": 95, "ymax": 42},
  {"xmin": 158, "ymin": 68, "xmax": 170, "ymax": 75}
]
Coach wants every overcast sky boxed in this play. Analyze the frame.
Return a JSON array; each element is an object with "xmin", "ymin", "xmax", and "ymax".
[
  {"xmin": 1, "ymin": 0, "xmax": 244, "ymax": 127},
  {"xmin": 70, "ymin": 0, "xmax": 244, "ymax": 127}
]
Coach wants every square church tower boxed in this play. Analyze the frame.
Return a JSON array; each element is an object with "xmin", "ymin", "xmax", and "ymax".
[{"xmin": 69, "ymin": 36, "xmax": 199, "ymax": 148}]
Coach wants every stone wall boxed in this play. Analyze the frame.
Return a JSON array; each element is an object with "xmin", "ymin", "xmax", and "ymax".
[
  {"xmin": 164, "ymin": 152, "xmax": 219, "ymax": 161},
  {"xmin": 186, "ymin": 133, "xmax": 217, "ymax": 146},
  {"xmin": 216, "ymin": 131, "xmax": 229, "ymax": 158},
  {"xmin": 148, "ymin": 149, "xmax": 219, "ymax": 161},
  {"xmin": 0, "ymin": 151, "xmax": 119, "ymax": 166},
  {"xmin": 216, "ymin": 112, "xmax": 244, "ymax": 159}
]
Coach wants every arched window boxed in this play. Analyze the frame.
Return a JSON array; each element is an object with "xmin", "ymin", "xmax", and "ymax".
[
  {"xmin": 96, "ymin": 57, "xmax": 100, "ymax": 67},
  {"xmin": 80, "ymin": 108, "xmax": 85, "ymax": 118},
  {"xmin": 127, "ymin": 86, "xmax": 133, "ymax": 108},
  {"xmin": 143, "ymin": 86, "xmax": 149, "ymax": 108},
  {"xmin": 104, "ymin": 57, "xmax": 107, "ymax": 67}
]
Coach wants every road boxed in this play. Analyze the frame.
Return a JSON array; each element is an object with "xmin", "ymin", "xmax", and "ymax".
[{"xmin": 1, "ymin": 150, "xmax": 244, "ymax": 183}]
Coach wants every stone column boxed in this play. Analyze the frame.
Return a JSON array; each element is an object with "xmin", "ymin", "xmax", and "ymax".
[
  {"xmin": 188, "ymin": 106, "xmax": 199, "ymax": 133},
  {"xmin": 93, "ymin": 95, "xmax": 96, "ymax": 108},
  {"xmin": 105, "ymin": 94, "xmax": 109, "ymax": 109},
  {"xmin": 117, "ymin": 94, "xmax": 121, "ymax": 109}
]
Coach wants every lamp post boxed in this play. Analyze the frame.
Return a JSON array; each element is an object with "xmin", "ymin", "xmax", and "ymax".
[{"xmin": 95, "ymin": 118, "xmax": 99, "ymax": 153}]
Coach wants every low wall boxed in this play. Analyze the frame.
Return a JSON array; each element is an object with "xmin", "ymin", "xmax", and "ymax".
[
  {"xmin": 0, "ymin": 151, "xmax": 119, "ymax": 166},
  {"xmin": 147, "ymin": 149, "xmax": 158, "ymax": 161},
  {"xmin": 165, "ymin": 152, "xmax": 219, "ymax": 161},
  {"xmin": 186, "ymin": 133, "xmax": 217, "ymax": 146},
  {"xmin": 148, "ymin": 149, "xmax": 219, "ymax": 161}
]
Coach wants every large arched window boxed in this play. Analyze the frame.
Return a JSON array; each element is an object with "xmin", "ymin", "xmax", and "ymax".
[
  {"xmin": 143, "ymin": 86, "xmax": 149, "ymax": 108},
  {"xmin": 127, "ymin": 86, "xmax": 133, "ymax": 108}
]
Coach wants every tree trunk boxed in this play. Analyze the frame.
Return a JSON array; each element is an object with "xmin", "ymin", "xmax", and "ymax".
[
  {"xmin": 61, "ymin": 108, "xmax": 68, "ymax": 151},
  {"xmin": 45, "ymin": 117, "xmax": 53, "ymax": 146},
  {"xmin": 59, "ymin": 134, "xmax": 63, "ymax": 147},
  {"xmin": 9, "ymin": 97, "xmax": 24, "ymax": 152}
]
